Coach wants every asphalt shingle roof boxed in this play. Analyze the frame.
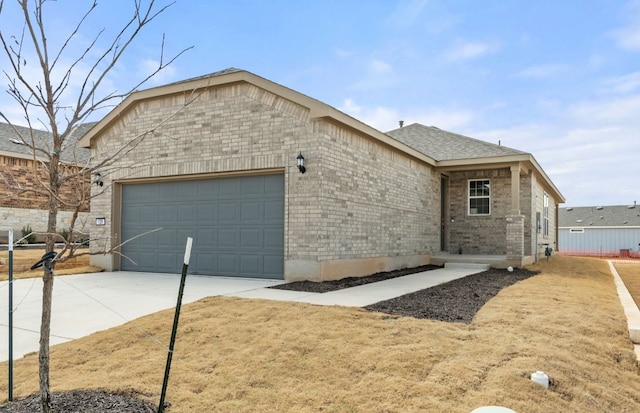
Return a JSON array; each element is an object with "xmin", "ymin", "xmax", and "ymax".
[
  {"xmin": 0, "ymin": 122, "xmax": 92, "ymax": 163},
  {"xmin": 559, "ymin": 205, "xmax": 640, "ymax": 227},
  {"xmin": 385, "ymin": 123, "xmax": 526, "ymax": 161}
]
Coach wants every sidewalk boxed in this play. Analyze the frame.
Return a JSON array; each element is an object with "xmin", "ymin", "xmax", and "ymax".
[{"xmin": 230, "ymin": 265, "xmax": 485, "ymax": 306}]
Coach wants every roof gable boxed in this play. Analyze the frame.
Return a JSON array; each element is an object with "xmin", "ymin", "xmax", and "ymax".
[{"xmin": 78, "ymin": 68, "xmax": 563, "ymax": 203}]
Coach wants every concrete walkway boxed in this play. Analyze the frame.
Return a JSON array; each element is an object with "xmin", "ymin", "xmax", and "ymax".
[
  {"xmin": 0, "ymin": 265, "xmax": 483, "ymax": 362},
  {"xmin": 607, "ymin": 261, "xmax": 640, "ymax": 362},
  {"xmin": 233, "ymin": 265, "xmax": 485, "ymax": 307}
]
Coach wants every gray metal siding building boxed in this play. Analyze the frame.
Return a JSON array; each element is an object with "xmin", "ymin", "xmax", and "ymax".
[{"xmin": 558, "ymin": 205, "xmax": 640, "ymax": 257}]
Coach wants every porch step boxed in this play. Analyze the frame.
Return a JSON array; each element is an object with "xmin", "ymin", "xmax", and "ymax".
[{"xmin": 444, "ymin": 262, "xmax": 490, "ymax": 271}]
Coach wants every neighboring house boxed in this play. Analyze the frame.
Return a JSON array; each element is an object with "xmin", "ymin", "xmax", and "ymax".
[
  {"xmin": 0, "ymin": 122, "xmax": 92, "ymax": 241},
  {"xmin": 558, "ymin": 204, "xmax": 640, "ymax": 258},
  {"xmin": 79, "ymin": 68, "xmax": 564, "ymax": 281}
]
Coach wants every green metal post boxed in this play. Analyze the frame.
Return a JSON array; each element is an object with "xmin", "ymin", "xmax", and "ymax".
[
  {"xmin": 8, "ymin": 230, "xmax": 13, "ymax": 401},
  {"xmin": 158, "ymin": 237, "xmax": 193, "ymax": 413}
]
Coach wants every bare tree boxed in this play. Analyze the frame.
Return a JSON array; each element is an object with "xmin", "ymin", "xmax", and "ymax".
[{"xmin": 0, "ymin": 1, "xmax": 191, "ymax": 411}]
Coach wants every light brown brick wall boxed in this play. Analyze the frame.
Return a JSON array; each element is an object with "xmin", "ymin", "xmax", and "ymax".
[
  {"xmin": 89, "ymin": 82, "xmax": 438, "ymax": 279},
  {"xmin": 0, "ymin": 155, "xmax": 90, "ymax": 233},
  {"xmin": 448, "ymin": 168, "xmax": 512, "ymax": 254}
]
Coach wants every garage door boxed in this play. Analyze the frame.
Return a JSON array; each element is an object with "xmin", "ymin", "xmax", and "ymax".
[{"xmin": 120, "ymin": 174, "xmax": 284, "ymax": 278}]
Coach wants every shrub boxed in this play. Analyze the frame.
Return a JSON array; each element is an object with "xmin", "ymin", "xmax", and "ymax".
[
  {"xmin": 60, "ymin": 228, "xmax": 69, "ymax": 242},
  {"xmin": 21, "ymin": 224, "xmax": 37, "ymax": 244}
]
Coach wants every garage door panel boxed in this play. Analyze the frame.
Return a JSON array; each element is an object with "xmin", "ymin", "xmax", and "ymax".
[
  {"xmin": 197, "ymin": 204, "xmax": 216, "ymax": 221},
  {"xmin": 218, "ymin": 228, "xmax": 238, "ymax": 248},
  {"xmin": 197, "ymin": 180, "xmax": 218, "ymax": 197},
  {"xmin": 240, "ymin": 255, "xmax": 260, "ymax": 274},
  {"xmin": 264, "ymin": 175, "xmax": 283, "ymax": 194},
  {"xmin": 177, "ymin": 180, "xmax": 198, "ymax": 197},
  {"xmin": 218, "ymin": 254, "xmax": 237, "ymax": 273},
  {"xmin": 158, "ymin": 183, "xmax": 177, "ymax": 198},
  {"xmin": 121, "ymin": 174, "xmax": 283, "ymax": 278},
  {"xmin": 263, "ymin": 255, "xmax": 284, "ymax": 276},
  {"xmin": 158, "ymin": 205, "xmax": 176, "ymax": 222},
  {"xmin": 139, "ymin": 206, "xmax": 159, "ymax": 223},
  {"xmin": 136, "ymin": 251, "xmax": 158, "ymax": 271},
  {"xmin": 264, "ymin": 200, "xmax": 283, "ymax": 221},
  {"xmin": 195, "ymin": 228, "xmax": 216, "ymax": 246},
  {"xmin": 240, "ymin": 228, "xmax": 261, "ymax": 248},
  {"xmin": 242, "ymin": 178, "xmax": 263, "ymax": 195},
  {"xmin": 218, "ymin": 180, "xmax": 241, "ymax": 198},
  {"xmin": 157, "ymin": 253, "xmax": 179, "ymax": 273},
  {"xmin": 177, "ymin": 204, "xmax": 197, "ymax": 223},
  {"xmin": 264, "ymin": 228, "xmax": 284, "ymax": 248},
  {"xmin": 241, "ymin": 202, "xmax": 262, "ymax": 222},
  {"xmin": 218, "ymin": 202, "xmax": 239, "ymax": 222},
  {"xmin": 158, "ymin": 229, "xmax": 176, "ymax": 248},
  {"xmin": 195, "ymin": 253, "xmax": 215, "ymax": 272}
]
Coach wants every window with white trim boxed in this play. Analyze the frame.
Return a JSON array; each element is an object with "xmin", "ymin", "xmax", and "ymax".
[
  {"xmin": 543, "ymin": 192, "xmax": 550, "ymax": 236},
  {"xmin": 468, "ymin": 179, "xmax": 490, "ymax": 215}
]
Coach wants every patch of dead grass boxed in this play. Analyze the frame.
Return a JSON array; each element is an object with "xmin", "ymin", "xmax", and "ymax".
[
  {"xmin": 615, "ymin": 261, "xmax": 640, "ymax": 309},
  {"xmin": 1, "ymin": 256, "xmax": 639, "ymax": 412},
  {"xmin": 0, "ymin": 248, "xmax": 102, "ymax": 281}
]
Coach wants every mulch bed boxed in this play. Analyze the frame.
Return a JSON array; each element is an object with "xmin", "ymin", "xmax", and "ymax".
[
  {"xmin": 0, "ymin": 390, "xmax": 159, "ymax": 413},
  {"xmin": 269, "ymin": 264, "xmax": 442, "ymax": 293},
  {"xmin": 1, "ymin": 265, "xmax": 538, "ymax": 412},
  {"xmin": 366, "ymin": 267, "xmax": 538, "ymax": 323}
]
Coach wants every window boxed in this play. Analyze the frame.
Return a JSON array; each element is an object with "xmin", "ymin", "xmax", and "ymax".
[
  {"xmin": 468, "ymin": 179, "xmax": 490, "ymax": 215},
  {"xmin": 543, "ymin": 192, "xmax": 550, "ymax": 236}
]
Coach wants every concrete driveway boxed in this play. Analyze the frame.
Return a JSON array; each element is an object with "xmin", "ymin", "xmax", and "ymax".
[
  {"xmin": 1, "ymin": 265, "xmax": 483, "ymax": 362},
  {"xmin": 0, "ymin": 271, "xmax": 286, "ymax": 362}
]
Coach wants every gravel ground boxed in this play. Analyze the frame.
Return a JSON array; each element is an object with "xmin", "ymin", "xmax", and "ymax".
[{"xmin": 1, "ymin": 265, "xmax": 537, "ymax": 412}]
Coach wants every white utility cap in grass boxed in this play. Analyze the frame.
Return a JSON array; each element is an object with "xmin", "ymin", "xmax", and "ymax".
[
  {"xmin": 507, "ymin": 266, "xmax": 514, "ymax": 272},
  {"xmin": 531, "ymin": 370, "xmax": 549, "ymax": 388},
  {"xmin": 471, "ymin": 407, "xmax": 516, "ymax": 413}
]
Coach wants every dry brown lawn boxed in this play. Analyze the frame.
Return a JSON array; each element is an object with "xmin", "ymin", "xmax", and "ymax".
[
  {"xmin": 615, "ymin": 261, "xmax": 640, "ymax": 309},
  {"xmin": 2, "ymin": 256, "xmax": 640, "ymax": 412},
  {"xmin": 0, "ymin": 248, "xmax": 102, "ymax": 281}
]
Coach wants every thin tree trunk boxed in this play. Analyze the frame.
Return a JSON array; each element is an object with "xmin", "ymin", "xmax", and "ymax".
[
  {"xmin": 39, "ymin": 191, "xmax": 58, "ymax": 413},
  {"xmin": 38, "ymin": 267, "xmax": 53, "ymax": 413}
]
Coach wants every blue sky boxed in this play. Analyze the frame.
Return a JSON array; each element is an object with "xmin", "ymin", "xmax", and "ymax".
[{"xmin": 1, "ymin": 0, "xmax": 640, "ymax": 207}]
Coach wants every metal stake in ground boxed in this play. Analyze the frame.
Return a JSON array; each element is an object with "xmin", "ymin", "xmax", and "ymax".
[
  {"xmin": 158, "ymin": 237, "xmax": 193, "ymax": 413},
  {"xmin": 8, "ymin": 230, "xmax": 13, "ymax": 401}
]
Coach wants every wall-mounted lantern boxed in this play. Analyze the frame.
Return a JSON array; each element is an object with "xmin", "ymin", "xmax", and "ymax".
[
  {"xmin": 93, "ymin": 172, "xmax": 104, "ymax": 187},
  {"xmin": 296, "ymin": 152, "xmax": 306, "ymax": 174}
]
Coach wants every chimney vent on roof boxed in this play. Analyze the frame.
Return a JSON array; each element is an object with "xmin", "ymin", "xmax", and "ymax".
[{"xmin": 399, "ymin": 120, "xmax": 404, "ymax": 128}]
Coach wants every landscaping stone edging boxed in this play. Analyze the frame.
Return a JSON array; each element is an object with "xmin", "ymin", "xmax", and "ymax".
[{"xmin": 608, "ymin": 260, "xmax": 640, "ymax": 363}]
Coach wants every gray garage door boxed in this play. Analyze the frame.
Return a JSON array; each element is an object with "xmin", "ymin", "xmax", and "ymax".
[{"xmin": 120, "ymin": 174, "xmax": 284, "ymax": 278}]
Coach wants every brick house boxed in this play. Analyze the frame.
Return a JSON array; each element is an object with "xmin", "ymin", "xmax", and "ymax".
[
  {"xmin": 80, "ymin": 68, "xmax": 564, "ymax": 281},
  {"xmin": 0, "ymin": 122, "xmax": 91, "ymax": 241}
]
